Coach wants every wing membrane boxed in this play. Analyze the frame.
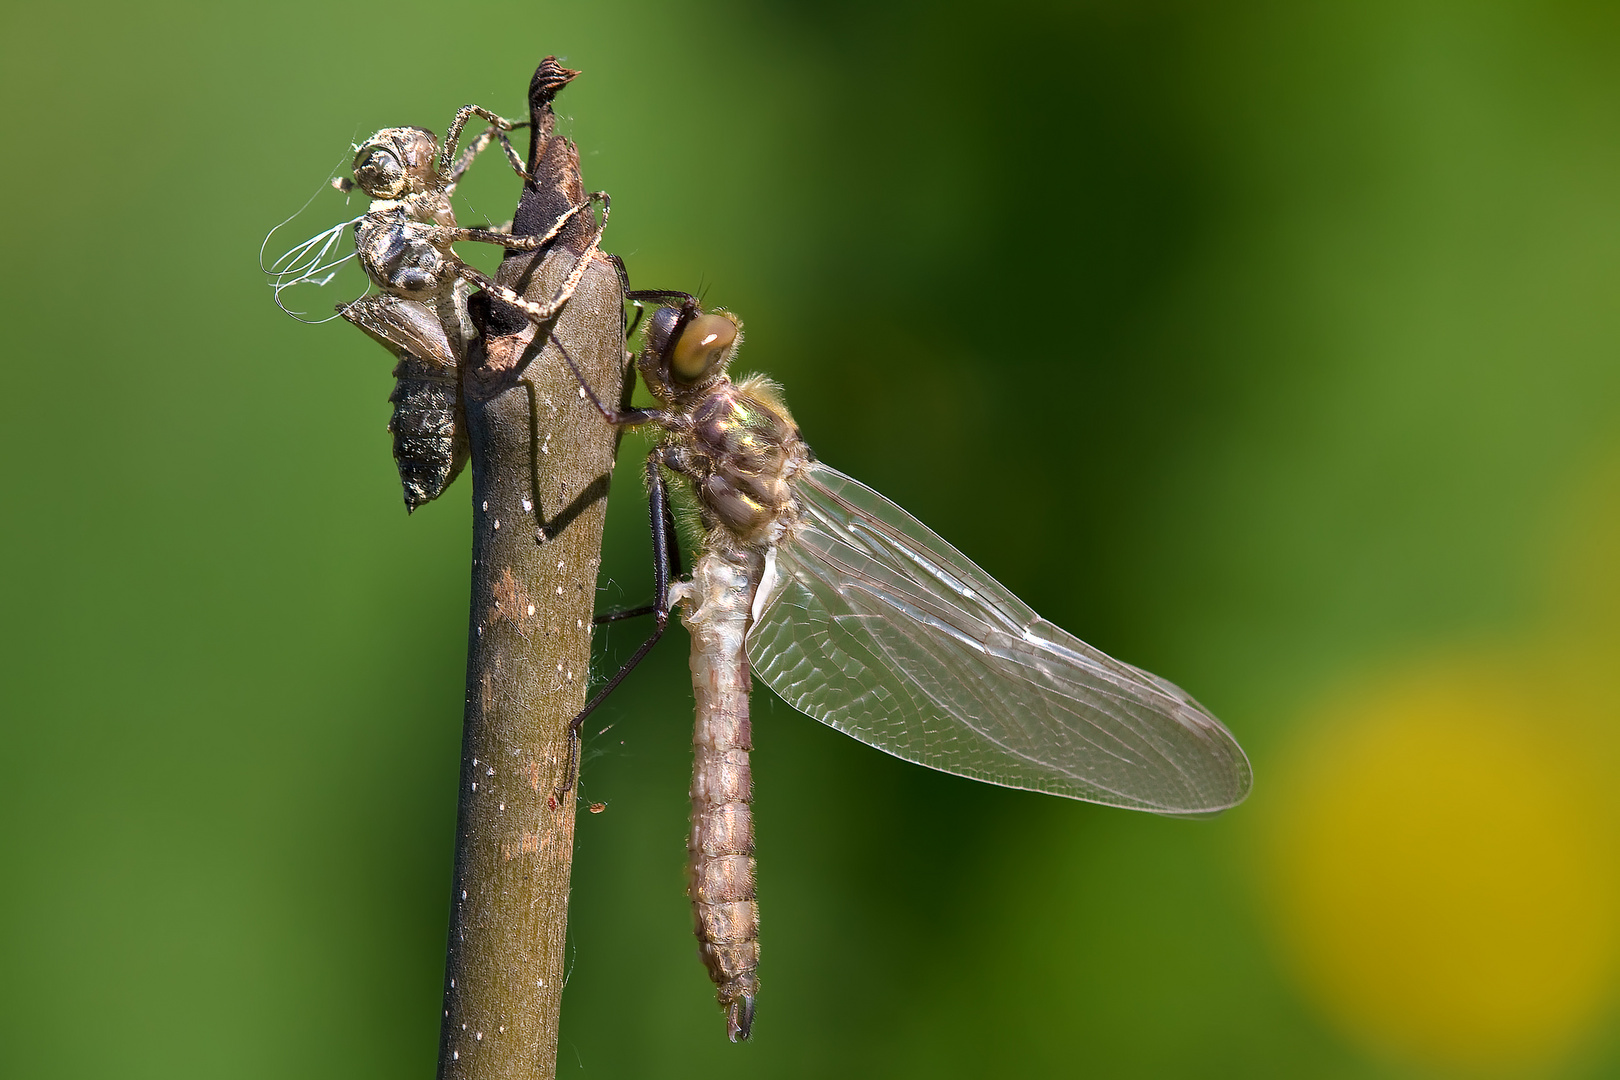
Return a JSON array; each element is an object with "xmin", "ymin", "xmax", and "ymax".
[{"xmin": 747, "ymin": 463, "xmax": 1251, "ymax": 814}]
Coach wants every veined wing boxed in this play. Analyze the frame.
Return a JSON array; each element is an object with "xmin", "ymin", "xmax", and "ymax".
[
  {"xmin": 747, "ymin": 463, "xmax": 1251, "ymax": 814},
  {"xmin": 338, "ymin": 293, "xmax": 458, "ymax": 369}
]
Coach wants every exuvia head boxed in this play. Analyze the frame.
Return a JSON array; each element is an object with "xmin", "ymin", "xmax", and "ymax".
[
  {"xmin": 643, "ymin": 302, "xmax": 741, "ymax": 392},
  {"xmin": 345, "ymin": 127, "xmax": 441, "ymax": 199}
]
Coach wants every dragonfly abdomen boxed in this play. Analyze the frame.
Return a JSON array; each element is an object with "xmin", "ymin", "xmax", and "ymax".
[{"xmin": 679, "ymin": 549, "xmax": 763, "ymax": 1041}]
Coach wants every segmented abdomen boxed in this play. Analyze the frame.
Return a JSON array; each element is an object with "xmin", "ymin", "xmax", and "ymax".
[
  {"xmin": 388, "ymin": 355, "xmax": 468, "ymax": 513},
  {"xmin": 337, "ymin": 294, "xmax": 468, "ymax": 513},
  {"xmin": 679, "ymin": 550, "xmax": 761, "ymax": 1042}
]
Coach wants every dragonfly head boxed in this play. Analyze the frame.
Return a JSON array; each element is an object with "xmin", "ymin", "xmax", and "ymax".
[
  {"xmin": 642, "ymin": 302, "xmax": 742, "ymax": 397},
  {"xmin": 350, "ymin": 127, "xmax": 441, "ymax": 199}
]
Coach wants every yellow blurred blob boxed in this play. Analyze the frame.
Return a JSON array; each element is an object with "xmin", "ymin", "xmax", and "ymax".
[{"xmin": 1266, "ymin": 668, "xmax": 1620, "ymax": 1069}]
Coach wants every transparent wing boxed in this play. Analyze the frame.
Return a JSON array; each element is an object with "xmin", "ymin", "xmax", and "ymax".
[{"xmin": 747, "ymin": 463, "xmax": 1252, "ymax": 814}]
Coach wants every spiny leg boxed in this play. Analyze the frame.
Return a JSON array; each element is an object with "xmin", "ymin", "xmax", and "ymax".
[
  {"xmin": 441, "ymin": 104, "xmax": 528, "ymax": 180},
  {"xmin": 447, "ymin": 127, "xmax": 493, "ymax": 185},
  {"xmin": 444, "ymin": 126, "xmax": 517, "ymax": 187},
  {"xmin": 557, "ymin": 455, "xmax": 678, "ymax": 796},
  {"xmin": 452, "ymin": 193, "xmax": 611, "ymax": 329},
  {"xmin": 447, "ymin": 124, "xmax": 532, "ymax": 187},
  {"xmin": 435, "ymin": 190, "xmax": 602, "ymax": 252}
]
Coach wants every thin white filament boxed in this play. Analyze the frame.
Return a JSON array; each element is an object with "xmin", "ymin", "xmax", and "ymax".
[
  {"xmin": 265, "ymin": 215, "xmax": 366, "ymax": 322},
  {"xmin": 261, "ymin": 152, "xmax": 367, "ymax": 323}
]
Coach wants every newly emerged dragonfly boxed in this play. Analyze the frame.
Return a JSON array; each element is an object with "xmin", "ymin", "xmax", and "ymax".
[
  {"xmin": 265, "ymin": 104, "xmax": 608, "ymax": 510},
  {"xmin": 558, "ymin": 295, "xmax": 1253, "ymax": 1042}
]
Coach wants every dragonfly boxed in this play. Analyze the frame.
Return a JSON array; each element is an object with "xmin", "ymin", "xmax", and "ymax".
[
  {"xmin": 555, "ymin": 294, "xmax": 1254, "ymax": 1042},
  {"xmin": 265, "ymin": 104, "xmax": 608, "ymax": 510}
]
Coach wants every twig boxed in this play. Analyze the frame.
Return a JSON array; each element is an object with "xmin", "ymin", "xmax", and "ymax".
[{"xmin": 434, "ymin": 58, "xmax": 627, "ymax": 1080}]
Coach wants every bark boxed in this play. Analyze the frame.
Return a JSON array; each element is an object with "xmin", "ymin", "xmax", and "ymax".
[{"xmin": 435, "ymin": 59, "xmax": 626, "ymax": 1080}]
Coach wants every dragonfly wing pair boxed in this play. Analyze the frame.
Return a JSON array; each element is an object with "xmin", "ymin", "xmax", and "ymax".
[{"xmin": 749, "ymin": 462, "xmax": 1252, "ymax": 815}]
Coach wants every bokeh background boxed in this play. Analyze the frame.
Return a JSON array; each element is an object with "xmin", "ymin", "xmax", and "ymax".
[{"xmin": 3, "ymin": 1, "xmax": 1618, "ymax": 1076}]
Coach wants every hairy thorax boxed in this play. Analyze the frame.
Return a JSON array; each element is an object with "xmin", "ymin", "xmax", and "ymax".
[
  {"xmin": 669, "ymin": 374, "xmax": 808, "ymax": 546},
  {"xmin": 354, "ymin": 192, "xmax": 457, "ymax": 301}
]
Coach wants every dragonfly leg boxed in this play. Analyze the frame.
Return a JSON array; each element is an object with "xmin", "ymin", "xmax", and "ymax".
[
  {"xmin": 625, "ymin": 289, "xmax": 699, "ymax": 305},
  {"xmin": 593, "ymin": 491, "xmax": 683, "ymax": 624},
  {"xmin": 608, "ymin": 258, "xmax": 652, "ymax": 340},
  {"xmin": 550, "ymin": 331, "xmax": 670, "ymax": 430},
  {"xmin": 594, "ymin": 603, "xmax": 657, "ymax": 624},
  {"xmin": 557, "ymin": 456, "xmax": 678, "ymax": 796},
  {"xmin": 607, "ymin": 253, "xmax": 632, "ymax": 292}
]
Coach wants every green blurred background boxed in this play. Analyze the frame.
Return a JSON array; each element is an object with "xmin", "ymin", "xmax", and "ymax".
[{"xmin": 3, "ymin": 1, "xmax": 1618, "ymax": 1076}]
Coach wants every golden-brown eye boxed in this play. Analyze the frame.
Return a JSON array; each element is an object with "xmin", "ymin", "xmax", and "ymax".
[
  {"xmin": 353, "ymin": 146, "xmax": 404, "ymax": 198},
  {"xmin": 669, "ymin": 314, "xmax": 738, "ymax": 382}
]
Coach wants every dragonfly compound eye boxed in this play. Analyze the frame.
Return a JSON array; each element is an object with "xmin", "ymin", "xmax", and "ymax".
[
  {"xmin": 669, "ymin": 314, "xmax": 739, "ymax": 383},
  {"xmin": 353, "ymin": 146, "xmax": 406, "ymax": 198}
]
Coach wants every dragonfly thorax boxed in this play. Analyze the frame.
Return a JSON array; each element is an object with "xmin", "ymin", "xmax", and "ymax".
[
  {"xmin": 665, "ymin": 375, "xmax": 808, "ymax": 546},
  {"xmin": 355, "ymin": 203, "xmax": 456, "ymax": 301}
]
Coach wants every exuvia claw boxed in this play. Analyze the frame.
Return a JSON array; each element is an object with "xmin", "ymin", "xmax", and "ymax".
[{"xmin": 726, "ymin": 994, "xmax": 756, "ymax": 1042}]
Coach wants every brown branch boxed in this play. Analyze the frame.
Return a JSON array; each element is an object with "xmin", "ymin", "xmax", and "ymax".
[{"xmin": 435, "ymin": 58, "xmax": 626, "ymax": 1080}]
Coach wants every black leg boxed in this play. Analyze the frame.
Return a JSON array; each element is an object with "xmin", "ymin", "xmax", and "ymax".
[
  {"xmin": 591, "ymin": 492, "xmax": 683, "ymax": 625},
  {"xmin": 606, "ymin": 257, "xmax": 652, "ymax": 341},
  {"xmin": 661, "ymin": 478, "xmax": 684, "ymax": 580},
  {"xmin": 557, "ymin": 455, "xmax": 678, "ymax": 795},
  {"xmin": 594, "ymin": 603, "xmax": 657, "ymax": 625},
  {"xmin": 606, "ymin": 253, "xmax": 633, "ymax": 294},
  {"xmin": 626, "ymin": 289, "xmax": 699, "ymax": 306},
  {"xmin": 551, "ymin": 331, "xmax": 667, "ymax": 429}
]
